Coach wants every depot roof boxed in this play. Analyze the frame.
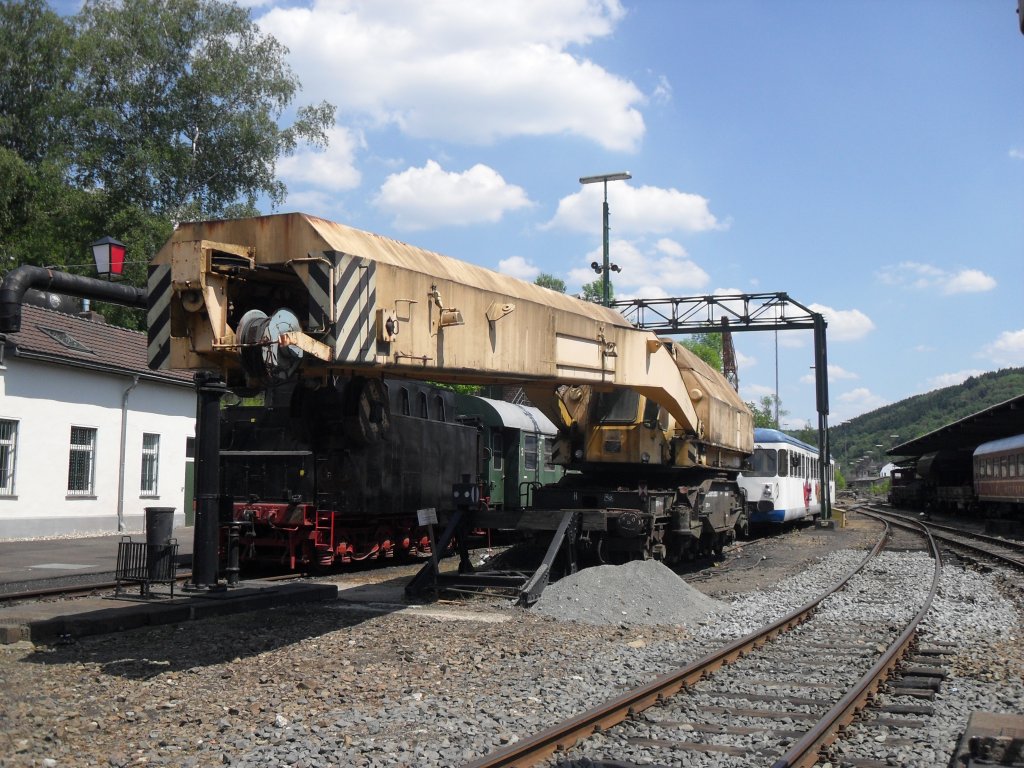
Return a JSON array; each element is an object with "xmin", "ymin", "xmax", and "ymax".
[{"xmin": 888, "ymin": 393, "xmax": 1024, "ymax": 458}]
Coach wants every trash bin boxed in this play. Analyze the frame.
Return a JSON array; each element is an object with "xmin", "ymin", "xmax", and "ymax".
[{"xmin": 145, "ymin": 507, "xmax": 176, "ymax": 584}]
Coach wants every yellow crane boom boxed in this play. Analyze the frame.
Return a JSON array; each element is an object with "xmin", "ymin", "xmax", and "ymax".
[{"xmin": 149, "ymin": 213, "xmax": 725, "ymax": 440}]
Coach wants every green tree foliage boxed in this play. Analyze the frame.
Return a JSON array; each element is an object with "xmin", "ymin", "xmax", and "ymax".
[
  {"xmin": 789, "ymin": 423, "xmax": 818, "ymax": 446},
  {"xmin": 0, "ymin": 1, "xmax": 83, "ymax": 273},
  {"xmin": 746, "ymin": 394, "xmax": 787, "ymax": 429},
  {"xmin": 0, "ymin": 0, "xmax": 334, "ymax": 330},
  {"xmin": 680, "ymin": 333, "xmax": 723, "ymax": 372},
  {"xmin": 535, "ymin": 273, "xmax": 566, "ymax": 293},
  {"xmin": 0, "ymin": 0, "xmax": 74, "ymax": 165},
  {"xmin": 580, "ymin": 278, "xmax": 613, "ymax": 303},
  {"xmin": 429, "ymin": 382, "xmax": 482, "ymax": 396},
  {"xmin": 71, "ymin": 0, "xmax": 334, "ymax": 221}
]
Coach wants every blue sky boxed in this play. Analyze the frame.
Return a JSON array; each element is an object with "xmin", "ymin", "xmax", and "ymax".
[{"xmin": 61, "ymin": 1, "xmax": 1024, "ymax": 429}]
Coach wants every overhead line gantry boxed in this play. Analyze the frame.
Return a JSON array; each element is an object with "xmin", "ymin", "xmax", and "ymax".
[{"xmin": 612, "ymin": 292, "xmax": 833, "ymax": 520}]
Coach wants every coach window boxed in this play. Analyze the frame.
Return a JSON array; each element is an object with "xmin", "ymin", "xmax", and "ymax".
[
  {"xmin": 778, "ymin": 449, "xmax": 789, "ymax": 477},
  {"xmin": 1018, "ymin": 454, "xmax": 1024, "ymax": 476},
  {"xmin": 544, "ymin": 438, "xmax": 556, "ymax": 471},
  {"xmin": 492, "ymin": 432, "xmax": 503, "ymax": 470},
  {"xmin": 1001, "ymin": 456, "xmax": 1008, "ymax": 477},
  {"xmin": 418, "ymin": 392, "xmax": 428, "ymax": 419},
  {"xmin": 524, "ymin": 434, "xmax": 539, "ymax": 471},
  {"xmin": 400, "ymin": 388, "xmax": 410, "ymax": 416},
  {"xmin": 432, "ymin": 395, "xmax": 445, "ymax": 421}
]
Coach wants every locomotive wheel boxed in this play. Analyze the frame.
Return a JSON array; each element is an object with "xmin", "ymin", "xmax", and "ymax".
[{"xmin": 344, "ymin": 377, "xmax": 391, "ymax": 446}]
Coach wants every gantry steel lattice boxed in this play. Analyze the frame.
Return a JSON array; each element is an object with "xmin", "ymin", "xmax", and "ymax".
[{"xmin": 612, "ymin": 292, "xmax": 833, "ymax": 519}]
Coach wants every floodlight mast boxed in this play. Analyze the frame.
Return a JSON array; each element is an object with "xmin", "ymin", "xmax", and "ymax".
[{"xmin": 579, "ymin": 172, "xmax": 631, "ymax": 306}]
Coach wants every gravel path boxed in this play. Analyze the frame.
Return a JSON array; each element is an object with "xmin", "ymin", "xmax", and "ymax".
[{"xmin": 0, "ymin": 516, "xmax": 1020, "ymax": 768}]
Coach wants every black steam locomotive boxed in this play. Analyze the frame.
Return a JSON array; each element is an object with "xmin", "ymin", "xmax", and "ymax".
[{"xmin": 219, "ymin": 377, "xmax": 480, "ymax": 569}]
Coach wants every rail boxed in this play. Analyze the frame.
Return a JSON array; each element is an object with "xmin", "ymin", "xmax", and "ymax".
[
  {"xmin": 865, "ymin": 504, "xmax": 1024, "ymax": 571},
  {"xmin": 771, "ymin": 510, "xmax": 941, "ymax": 767},
  {"xmin": 463, "ymin": 517, "xmax": 894, "ymax": 768}
]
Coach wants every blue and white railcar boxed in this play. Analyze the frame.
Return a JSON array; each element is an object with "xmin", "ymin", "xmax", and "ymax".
[{"xmin": 738, "ymin": 428, "xmax": 835, "ymax": 524}]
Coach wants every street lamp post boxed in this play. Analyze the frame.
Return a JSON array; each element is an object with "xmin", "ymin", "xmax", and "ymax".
[{"xmin": 579, "ymin": 172, "xmax": 631, "ymax": 306}]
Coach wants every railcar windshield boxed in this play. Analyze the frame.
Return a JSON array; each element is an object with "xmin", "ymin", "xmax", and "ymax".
[
  {"xmin": 593, "ymin": 389, "xmax": 641, "ymax": 424},
  {"xmin": 747, "ymin": 447, "xmax": 778, "ymax": 477}
]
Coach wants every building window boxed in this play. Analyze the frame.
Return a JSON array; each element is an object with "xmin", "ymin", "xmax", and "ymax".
[
  {"xmin": 68, "ymin": 426, "xmax": 97, "ymax": 496},
  {"xmin": 141, "ymin": 433, "xmax": 160, "ymax": 495},
  {"xmin": 0, "ymin": 419, "xmax": 18, "ymax": 496}
]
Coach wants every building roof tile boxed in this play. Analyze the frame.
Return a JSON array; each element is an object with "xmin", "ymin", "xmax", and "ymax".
[{"xmin": 2, "ymin": 304, "xmax": 194, "ymax": 386}]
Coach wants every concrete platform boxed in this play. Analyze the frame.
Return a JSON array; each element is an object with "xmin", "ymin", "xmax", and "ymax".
[
  {"xmin": 0, "ymin": 580, "xmax": 338, "ymax": 645},
  {"xmin": 0, "ymin": 527, "xmax": 194, "ymax": 590}
]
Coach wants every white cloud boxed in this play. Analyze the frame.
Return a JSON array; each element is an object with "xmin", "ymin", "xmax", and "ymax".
[
  {"xmin": 836, "ymin": 387, "xmax": 889, "ymax": 416},
  {"xmin": 258, "ymin": 0, "xmax": 644, "ymax": 151},
  {"xmin": 981, "ymin": 328, "xmax": 1024, "ymax": 366},
  {"xmin": 926, "ymin": 370, "xmax": 986, "ymax": 390},
  {"xmin": 778, "ymin": 332, "xmax": 809, "ymax": 349},
  {"xmin": 651, "ymin": 73, "xmax": 672, "ymax": 105},
  {"xmin": 566, "ymin": 237, "xmax": 711, "ymax": 298},
  {"xmin": 498, "ymin": 255, "xmax": 539, "ymax": 281},
  {"xmin": 1010, "ymin": 147, "xmax": 1024, "ymax": 160},
  {"xmin": 278, "ymin": 126, "xmax": 363, "ymax": 192},
  {"xmin": 736, "ymin": 350, "xmax": 756, "ymax": 370},
  {"xmin": 373, "ymin": 160, "xmax": 532, "ymax": 230},
  {"xmin": 547, "ymin": 182, "xmax": 722, "ymax": 235},
  {"xmin": 800, "ymin": 364, "xmax": 858, "ymax": 385},
  {"xmin": 740, "ymin": 383, "xmax": 775, "ymax": 401},
  {"xmin": 876, "ymin": 261, "xmax": 996, "ymax": 295},
  {"xmin": 808, "ymin": 303, "xmax": 875, "ymax": 342},
  {"xmin": 943, "ymin": 269, "xmax": 997, "ymax": 294}
]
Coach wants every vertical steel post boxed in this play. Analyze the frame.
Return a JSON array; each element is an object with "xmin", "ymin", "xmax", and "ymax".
[
  {"xmin": 602, "ymin": 181, "xmax": 610, "ymax": 306},
  {"xmin": 813, "ymin": 314, "xmax": 831, "ymax": 520},
  {"xmin": 189, "ymin": 371, "xmax": 226, "ymax": 589}
]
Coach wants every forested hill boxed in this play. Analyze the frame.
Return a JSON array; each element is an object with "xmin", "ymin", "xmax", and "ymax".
[{"xmin": 828, "ymin": 367, "xmax": 1024, "ymax": 471}]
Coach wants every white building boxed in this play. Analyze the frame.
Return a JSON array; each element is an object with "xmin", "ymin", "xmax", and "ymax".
[{"xmin": 0, "ymin": 301, "xmax": 196, "ymax": 539}]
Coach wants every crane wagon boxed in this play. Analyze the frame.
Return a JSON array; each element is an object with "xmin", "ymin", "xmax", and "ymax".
[{"xmin": 148, "ymin": 212, "xmax": 754, "ymax": 597}]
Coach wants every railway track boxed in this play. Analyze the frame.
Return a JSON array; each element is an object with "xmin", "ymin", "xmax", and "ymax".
[
  {"xmin": 465, "ymin": 513, "xmax": 941, "ymax": 768},
  {"xmin": 862, "ymin": 504, "xmax": 1024, "ymax": 571}
]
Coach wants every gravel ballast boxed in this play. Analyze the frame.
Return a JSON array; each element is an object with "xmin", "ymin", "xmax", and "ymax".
[
  {"xmin": 1, "ymin": 522, "xmax": 1020, "ymax": 768},
  {"xmin": 532, "ymin": 558, "xmax": 727, "ymax": 626}
]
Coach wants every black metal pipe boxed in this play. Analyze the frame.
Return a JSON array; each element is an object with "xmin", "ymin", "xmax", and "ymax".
[
  {"xmin": 0, "ymin": 265, "xmax": 148, "ymax": 333},
  {"xmin": 225, "ymin": 522, "xmax": 241, "ymax": 587},
  {"xmin": 190, "ymin": 371, "xmax": 227, "ymax": 589}
]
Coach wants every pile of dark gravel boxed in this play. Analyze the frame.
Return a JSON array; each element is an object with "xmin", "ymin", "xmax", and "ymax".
[{"xmin": 532, "ymin": 559, "xmax": 727, "ymax": 626}]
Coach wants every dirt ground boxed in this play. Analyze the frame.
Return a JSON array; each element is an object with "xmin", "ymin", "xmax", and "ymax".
[{"xmin": 683, "ymin": 510, "xmax": 882, "ymax": 598}]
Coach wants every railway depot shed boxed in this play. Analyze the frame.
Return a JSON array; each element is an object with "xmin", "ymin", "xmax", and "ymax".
[
  {"xmin": 888, "ymin": 393, "xmax": 1024, "ymax": 459},
  {"xmin": 0, "ymin": 298, "xmax": 196, "ymax": 539}
]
